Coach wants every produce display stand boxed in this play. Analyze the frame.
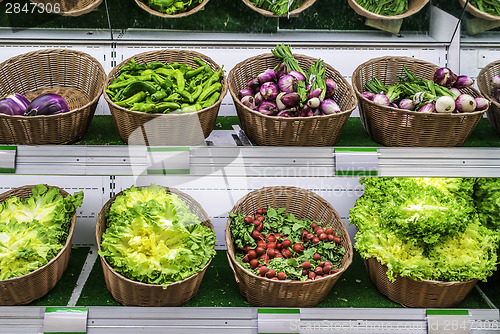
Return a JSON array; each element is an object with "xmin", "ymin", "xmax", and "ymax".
[{"xmin": 0, "ymin": 0, "xmax": 500, "ymax": 332}]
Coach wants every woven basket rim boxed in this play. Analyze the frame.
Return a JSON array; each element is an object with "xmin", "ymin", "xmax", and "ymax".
[
  {"xmin": 228, "ymin": 52, "xmax": 357, "ymax": 121},
  {"xmin": 134, "ymin": 0, "xmax": 209, "ymax": 18},
  {"xmin": 352, "ymin": 55, "xmax": 485, "ymax": 117},
  {"xmin": 103, "ymin": 49, "xmax": 227, "ymax": 118},
  {"xmin": 96, "ymin": 185, "xmax": 215, "ymax": 289},
  {"xmin": 0, "ymin": 184, "xmax": 76, "ymax": 284},
  {"xmin": 477, "ymin": 59, "xmax": 500, "ymax": 105},
  {"xmin": 347, "ymin": 0, "xmax": 430, "ymax": 20},
  {"xmin": 241, "ymin": 0, "xmax": 316, "ymax": 17},
  {"xmin": 458, "ymin": 0, "xmax": 500, "ymax": 21},
  {"xmin": 30, "ymin": 0, "xmax": 103, "ymax": 16},
  {"xmin": 225, "ymin": 186, "xmax": 353, "ymax": 285},
  {"xmin": 0, "ymin": 48, "xmax": 106, "ymax": 119}
]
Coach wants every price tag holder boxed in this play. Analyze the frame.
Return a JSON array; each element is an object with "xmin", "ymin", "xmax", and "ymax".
[
  {"xmin": 44, "ymin": 307, "xmax": 88, "ymax": 334},
  {"xmin": 257, "ymin": 308, "xmax": 301, "ymax": 334},
  {"xmin": 146, "ymin": 147, "xmax": 190, "ymax": 175},
  {"xmin": 427, "ymin": 310, "xmax": 471, "ymax": 334},
  {"xmin": 334, "ymin": 148, "xmax": 378, "ymax": 176},
  {"xmin": 0, "ymin": 145, "xmax": 16, "ymax": 173}
]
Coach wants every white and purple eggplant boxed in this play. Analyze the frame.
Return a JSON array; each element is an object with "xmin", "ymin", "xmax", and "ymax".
[
  {"xmin": 474, "ymin": 97, "xmax": 490, "ymax": 111},
  {"xmin": 258, "ymin": 101, "xmax": 278, "ymax": 116},
  {"xmin": 0, "ymin": 93, "xmax": 30, "ymax": 116},
  {"xmin": 433, "ymin": 67, "xmax": 458, "ymax": 88},
  {"xmin": 435, "ymin": 95, "xmax": 456, "ymax": 113},
  {"xmin": 398, "ymin": 98, "xmax": 415, "ymax": 110},
  {"xmin": 278, "ymin": 74, "xmax": 298, "ymax": 93},
  {"xmin": 455, "ymin": 94, "xmax": 476, "ymax": 113},
  {"xmin": 247, "ymin": 77, "xmax": 261, "ymax": 93},
  {"xmin": 307, "ymin": 97, "xmax": 321, "ymax": 109},
  {"xmin": 288, "ymin": 70, "xmax": 306, "ymax": 82},
  {"xmin": 361, "ymin": 91, "xmax": 375, "ymax": 101},
  {"xmin": 25, "ymin": 93, "xmax": 70, "ymax": 116},
  {"xmin": 419, "ymin": 103, "xmax": 436, "ymax": 113},
  {"xmin": 324, "ymin": 78, "xmax": 337, "ymax": 98},
  {"xmin": 372, "ymin": 93, "xmax": 391, "ymax": 107},
  {"xmin": 260, "ymin": 82, "xmax": 279, "ymax": 101},
  {"xmin": 453, "ymin": 75, "xmax": 474, "ymax": 89},
  {"xmin": 320, "ymin": 99, "xmax": 341, "ymax": 114},
  {"xmin": 238, "ymin": 88, "xmax": 254, "ymax": 100},
  {"xmin": 240, "ymin": 95, "xmax": 256, "ymax": 110},
  {"xmin": 257, "ymin": 69, "xmax": 277, "ymax": 84}
]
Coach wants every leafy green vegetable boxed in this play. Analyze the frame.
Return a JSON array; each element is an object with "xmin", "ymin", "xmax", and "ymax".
[
  {"xmin": 350, "ymin": 177, "xmax": 499, "ymax": 282},
  {"xmin": 474, "ymin": 178, "xmax": 500, "ymax": 231},
  {"xmin": 99, "ymin": 185, "xmax": 216, "ymax": 288},
  {"xmin": 249, "ymin": 0, "xmax": 304, "ymax": 17},
  {"xmin": 0, "ymin": 185, "xmax": 84, "ymax": 281},
  {"xmin": 354, "ymin": 0, "xmax": 408, "ymax": 16}
]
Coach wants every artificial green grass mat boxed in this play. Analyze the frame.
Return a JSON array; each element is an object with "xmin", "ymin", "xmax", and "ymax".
[
  {"xmin": 30, "ymin": 247, "xmax": 90, "ymax": 306},
  {"xmin": 75, "ymin": 115, "xmax": 500, "ymax": 147},
  {"xmin": 76, "ymin": 250, "xmax": 492, "ymax": 308}
]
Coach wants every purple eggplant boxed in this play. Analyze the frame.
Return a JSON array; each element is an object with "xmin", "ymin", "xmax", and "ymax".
[
  {"xmin": 260, "ymin": 82, "xmax": 279, "ymax": 101},
  {"xmin": 398, "ymin": 98, "xmax": 415, "ymax": 110},
  {"xmin": 324, "ymin": 78, "xmax": 337, "ymax": 98},
  {"xmin": 418, "ymin": 103, "xmax": 436, "ymax": 113},
  {"xmin": 453, "ymin": 75, "xmax": 474, "ymax": 89},
  {"xmin": 433, "ymin": 67, "xmax": 457, "ymax": 88},
  {"xmin": 241, "ymin": 95, "xmax": 256, "ymax": 110},
  {"xmin": 247, "ymin": 77, "xmax": 261, "ymax": 93},
  {"xmin": 0, "ymin": 93, "xmax": 30, "ymax": 116},
  {"xmin": 257, "ymin": 69, "xmax": 277, "ymax": 84},
  {"xmin": 288, "ymin": 70, "xmax": 306, "ymax": 82},
  {"xmin": 258, "ymin": 101, "xmax": 278, "ymax": 116},
  {"xmin": 25, "ymin": 93, "xmax": 70, "ymax": 116},
  {"xmin": 361, "ymin": 91, "xmax": 375, "ymax": 101},
  {"xmin": 278, "ymin": 74, "xmax": 298, "ymax": 93},
  {"xmin": 320, "ymin": 99, "xmax": 341, "ymax": 114},
  {"xmin": 238, "ymin": 88, "xmax": 254, "ymax": 100},
  {"xmin": 474, "ymin": 97, "xmax": 490, "ymax": 111}
]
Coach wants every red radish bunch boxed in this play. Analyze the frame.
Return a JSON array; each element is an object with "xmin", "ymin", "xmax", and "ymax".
[{"xmin": 233, "ymin": 206, "xmax": 345, "ymax": 281}]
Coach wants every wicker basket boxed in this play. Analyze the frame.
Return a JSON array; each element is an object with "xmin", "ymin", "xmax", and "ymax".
[
  {"xmin": 347, "ymin": 0, "xmax": 429, "ymax": 20},
  {"xmin": 364, "ymin": 257, "xmax": 477, "ymax": 308},
  {"xmin": 458, "ymin": 0, "xmax": 500, "ymax": 21},
  {"xmin": 352, "ymin": 56, "xmax": 485, "ymax": 147},
  {"xmin": 225, "ymin": 186, "xmax": 353, "ymax": 307},
  {"xmin": 0, "ymin": 185, "xmax": 76, "ymax": 306},
  {"xmin": 241, "ymin": 0, "xmax": 316, "ymax": 17},
  {"xmin": 30, "ymin": 0, "xmax": 103, "ymax": 16},
  {"xmin": 104, "ymin": 49, "xmax": 227, "ymax": 146},
  {"xmin": 228, "ymin": 53, "xmax": 357, "ymax": 146},
  {"xmin": 134, "ymin": 0, "xmax": 209, "ymax": 18},
  {"xmin": 477, "ymin": 60, "xmax": 500, "ymax": 133},
  {"xmin": 96, "ymin": 186, "xmax": 214, "ymax": 306},
  {"xmin": 0, "ymin": 49, "xmax": 106, "ymax": 145}
]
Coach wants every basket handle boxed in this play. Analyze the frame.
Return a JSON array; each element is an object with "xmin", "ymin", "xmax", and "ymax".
[{"xmin": 226, "ymin": 252, "xmax": 240, "ymax": 284}]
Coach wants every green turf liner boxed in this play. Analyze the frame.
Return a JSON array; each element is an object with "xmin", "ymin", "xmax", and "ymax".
[
  {"xmin": 76, "ymin": 250, "xmax": 492, "ymax": 308},
  {"xmin": 75, "ymin": 115, "xmax": 500, "ymax": 147},
  {"xmin": 30, "ymin": 247, "xmax": 90, "ymax": 306}
]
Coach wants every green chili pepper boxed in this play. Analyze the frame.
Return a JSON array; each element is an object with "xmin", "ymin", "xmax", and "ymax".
[
  {"xmin": 201, "ymin": 92, "xmax": 220, "ymax": 109},
  {"xmin": 140, "ymin": 69, "xmax": 156, "ymax": 76},
  {"xmin": 130, "ymin": 103, "xmax": 157, "ymax": 113},
  {"xmin": 108, "ymin": 77, "xmax": 139, "ymax": 91},
  {"xmin": 202, "ymin": 70, "xmax": 221, "ymax": 90},
  {"xmin": 177, "ymin": 103, "xmax": 202, "ymax": 113},
  {"xmin": 185, "ymin": 66, "xmax": 204, "ymax": 79},
  {"xmin": 105, "ymin": 89, "xmax": 116, "ymax": 98},
  {"xmin": 191, "ymin": 85, "xmax": 203, "ymax": 101},
  {"xmin": 147, "ymin": 61, "xmax": 166, "ymax": 70},
  {"xmin": 173, "ymin": 69, "xmax": 186, "ymax": 92},
  {"xmin": 123, "ymin": 74, "xmax": 152, "ymax": 82},
  {"xmin": 155, "ymin": 101, "xmax": 181, "ymax": 113},
  {"xmin": 120, "ymin": 81, "xmax": 157, "ymax": 100},
  {"xmin": 151, "ymin": 89, "xmax": 168, "ymax": 102},
  {"xmin": 115, "ymin": 91, "xmax": 147, "ymax": 107},
  {"xmin": 160, "ymin": 77, "xmax": 174, "ymax": 90},
  {"xmin": 164, "ymin": 92, "xmax": 180, "ymax": 102},
  {"xmin": 178, "ymin": 90, "xmax": 194, "ymax": 104},
  {"xmin": 197, "ymin": 82, "xmax": 222, "ymax": 102},
  {"xmin": 156, "ymin": 68, "xmax": 175, "ymax": 77},
  {"xmin": 193, "ymin": 57, "xmax": 213, "ymax": 76}
]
